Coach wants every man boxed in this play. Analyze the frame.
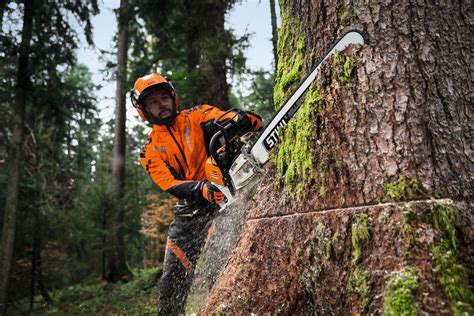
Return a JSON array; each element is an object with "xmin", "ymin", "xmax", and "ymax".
[{"xmin": 131, "ymin": 73, "xmax": 262, "ymax": 314}]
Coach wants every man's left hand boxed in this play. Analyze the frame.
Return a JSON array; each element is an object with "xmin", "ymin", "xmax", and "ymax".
[{"xmin": 201, "ymin": 181, "xmax": 226, "ymax": 204}]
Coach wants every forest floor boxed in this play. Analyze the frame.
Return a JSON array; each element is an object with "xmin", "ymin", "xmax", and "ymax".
[{"xmin": 11, "ymin": 267, "xmax": 162, "ymax": 314}]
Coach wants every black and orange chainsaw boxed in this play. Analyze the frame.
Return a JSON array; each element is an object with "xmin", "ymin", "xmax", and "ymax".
[{"xmin": 204, "ymin": 30, "xmax": 366, "ymax": 210}]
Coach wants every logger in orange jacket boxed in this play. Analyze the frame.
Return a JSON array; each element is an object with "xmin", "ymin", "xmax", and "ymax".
[{"xmin": 131, "ymin": 73, "xmax": 262, "ymax": 315}]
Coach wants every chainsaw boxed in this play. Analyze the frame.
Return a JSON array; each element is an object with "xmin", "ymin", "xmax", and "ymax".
[{"xmin": 204, "ymin": 30, "xmax": 366, "ymax": 210}]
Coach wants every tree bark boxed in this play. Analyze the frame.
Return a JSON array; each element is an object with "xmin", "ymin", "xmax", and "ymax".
[
  {"xmin": 269, "ymin": 0, "xmax": 278, "ymax": 74},
  {"xmin": 0, "ymin": 0, "xmax": 34, "ymax": 313},
  {"xmin": 200, "ymin": 0, "xmax": 474, "ymax": 314},
  {"xmin": 185, "ymin": 1, "xmax": 229, "ymax": 109},
  {"xmin": 108, "ymin": 0, "xmax": 130, "ymax": 283}
]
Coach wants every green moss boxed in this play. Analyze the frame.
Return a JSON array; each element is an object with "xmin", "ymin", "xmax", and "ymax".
[
  {"xmin": 296, "ymin": 36, "xmax": 306, "ymax": 51},
  {"xmin": 299, "ymin": 265, "xmax": 322, "ymax": 290},
  {"xmin": 431, "ymin": 203, "xmax": 474, "ymax": 315},
  {"xmin": 348, "ymin": 267, "xmax": 371, "ymax": 311},
  {"xmin": 296, "ymin": 223, "xmax": 332, "ymax": 262},
  {"xmin": 432, "ymin": 203, "xmax": 457, "ymax": 249},
  {"xmin": 273, "ymin": 9, "xmax": 307, "ymax": 109},
  {"xmin": 332, "ymin": 52, "xmax": 355, "ymax": 84},
  {"xmin": 318, "ymin": 164, "xmax": 329, "ymax": 197},
  {"xmin": 318, "ymin": 184, "xmax": 328, "ymax": 198},
  {"xmin": 332, "ymin": 232, "xmax": 341, "ymax": 249},
  {"xmin": 384, "ymin": 175, "xmax": 422, "ymax": 201},
  {"xmin": 296, "ymin": 223, "xmax": 335, "ymax": 293},
  {"xmin": 351, "ymin": 213, "xmax": 371, "ymax": 265},
  {"xmin": 315, "ymin": 223, "xmax": 332, "ymax": 260},
  {"xmin": 338, "ymin": 7, "xmax": 353, "ymax": 25},
  {"xmin": 383, "ymin": 267, "xmax": 419, "ymax": 316},
  {"xmin": 401, "ymin": 206, "xmax": 418, "ymax": 255},
  {"xmin": 274, "ymin": 85, "xmax": 323, "ymax": 199},
  {"xmin": 380, "ymin": 209, "xmax": 391, "ymax": 223}
]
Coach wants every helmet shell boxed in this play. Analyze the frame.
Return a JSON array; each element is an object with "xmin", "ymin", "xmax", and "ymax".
[{"xmin": 131, "ymin": 73, "xmax": 179, "ymax": 124}]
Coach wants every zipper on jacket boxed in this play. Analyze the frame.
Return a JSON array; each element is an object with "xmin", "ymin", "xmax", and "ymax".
[
  {"xmin": 173, "ymin": 154, "xmax": 186, "ymax": 179},
  {"xmin": 166, "ymin": 126, "xmax": 190, "ymax": 172}
]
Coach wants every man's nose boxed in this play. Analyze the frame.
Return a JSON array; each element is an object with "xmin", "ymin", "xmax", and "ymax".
[{"xmin": 157, "ymin": 99, "xmax": 166, "ymax": 108}]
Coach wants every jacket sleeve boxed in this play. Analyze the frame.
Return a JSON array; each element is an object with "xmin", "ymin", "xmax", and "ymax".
[
  {"xmin": 139, "ymin": 135, "xmax": 204, "ymax": 201},
  {"xmin": 194, "ymin": 104, "xmax": 263, "ymax": 134}
]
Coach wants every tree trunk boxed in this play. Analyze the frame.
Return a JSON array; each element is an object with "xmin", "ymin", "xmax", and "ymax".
[
  {"xmin": 0, "ymin": 0, "xmax": 34, "ymax": 313},
  {"xmin": 269, "ymin": 0, "xmax": 278, "ymax": 73},
  {"xmin": 200, "ymin": 0, "xmax": 473, "ymax": 314},
  {"xmin": 36, "ymin": 239, "xmax": 52, "ymax": 307},
  {"xmin": 101, "ymin": 206, "xmax": 107, "ymax": 280},
  {"xmin": 0, "ymin": 0, "xmax": 8, "ymax": 30},
  {"xmin": 108, "ymin": 0, "xmax": 129, "ymax": 283},
  {"xmin": 29, "ymin": 228, "xmax": 36, "ymax": 312},
  {"xmin": 185, "ymin": 1, "xmax": 229, "ymax": 109}
]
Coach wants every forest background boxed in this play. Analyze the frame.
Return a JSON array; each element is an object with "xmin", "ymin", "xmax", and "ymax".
[{"xmin": 0, "ymin": 0, "xmax": 279, "ymax": 313}]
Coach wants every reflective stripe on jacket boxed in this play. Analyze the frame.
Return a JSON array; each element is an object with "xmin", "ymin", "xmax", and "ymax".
[{"xmin": 139, "ymin": 104, "xmax": 262, "ymax": 201}]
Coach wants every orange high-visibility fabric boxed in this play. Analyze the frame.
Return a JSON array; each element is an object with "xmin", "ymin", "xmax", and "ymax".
[
  {"xmin": 140, "ymin": 104, "xmax": 258, "ymax": 195},
  {"xmin": 166, "ymin": 238, "xmax": 193, "ymax": 273}
]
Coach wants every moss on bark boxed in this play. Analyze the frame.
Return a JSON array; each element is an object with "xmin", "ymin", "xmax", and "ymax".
[
  {"xmin": 274, "ymin": 85, "xmax": 322, "ymax": 199},
  {"xmin": 431, "ymin": 203, "xmax": 473, "ymax": 315},
  {"xmin": 383, "ymin": 267, "xmax": 419, "ymax": 316}
]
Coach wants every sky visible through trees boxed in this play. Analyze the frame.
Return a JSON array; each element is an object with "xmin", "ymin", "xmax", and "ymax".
[
  {"xmin": 0, "ymin": 0, "xmax": 281, "ymax": 312},
  {"xmin": 77, "ymin": 0, "xmax": 281, "ymax": 126}
]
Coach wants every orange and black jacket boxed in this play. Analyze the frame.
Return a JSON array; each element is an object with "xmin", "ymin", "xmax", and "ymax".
[{"xmin": 140, "ymin": 104, "xmax": 262, "ymax": 202}]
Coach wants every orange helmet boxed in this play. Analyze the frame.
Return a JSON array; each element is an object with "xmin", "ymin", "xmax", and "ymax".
[{"xmin": 130, "ymin": 73, "xmax": 179, "ymax": 125}]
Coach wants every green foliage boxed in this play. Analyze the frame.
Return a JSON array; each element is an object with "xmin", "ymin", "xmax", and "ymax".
[
  {"xmin": 383, "ymin": 267, "xmax": 419, "ymax": 316},
  {"xmin": 241, "ymin": 70, "xmax": 276, "ymax": 123},
  {"xmin": 274, "ymin": 85, "xmax": 322, "ymax": 199},
  {"xmin": 129, "ymin": 0, "xmax": 247, "ymax": 108},
  {"xmin": 14, "ymin": 267, "xmax": 162, "ymax": 314},
  {"xmin": 351, "ymin": 213, "xmax": 371, "ymax": 265},
  {"xmin": 431, "ymin": 203, "xmax": 473, "ymax": 315},
  {"xmin": 384, "ymin": 175, "xmax": 422, "ymax": 201},
  {"xmin": 348, "ymin": 267, "xmax": 371, "ymax": 311}
]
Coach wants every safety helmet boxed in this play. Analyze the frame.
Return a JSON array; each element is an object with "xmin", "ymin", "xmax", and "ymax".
[{"xmin": 130, "ymin": 73, "xmax": 179, "ymax": 125}]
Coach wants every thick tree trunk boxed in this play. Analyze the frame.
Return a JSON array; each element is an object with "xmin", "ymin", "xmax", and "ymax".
[
  {"xmin": 185, "ymin": 1, "xmax": 229, "ymax": 109},
  {"xmin": 269, "ymin": 0, "xmax": 278, "ymax": 73},
  {"xmin": 201, "ymin": 0, "xmax": 473, "ymax": 314},
  {"xmin": 108, "ymin": 0, "xmax": 129, "ymax": 283},
  {"xmin": 0, "ymin": 0, "xmax": 34, "ymax": 313}
]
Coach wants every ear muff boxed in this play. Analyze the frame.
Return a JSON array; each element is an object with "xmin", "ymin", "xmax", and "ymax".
[{"xmin": 130, "ymin": 89, "xmax": 147, "ymax": 122}]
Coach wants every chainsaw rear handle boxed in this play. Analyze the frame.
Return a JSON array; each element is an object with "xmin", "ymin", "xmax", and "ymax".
[
  {"xmin": 208, "ymin": 109, "xmax": 246, "ymax": 194},
  {"xmin": 208, "ymin": 109, "xmax": 245, "ymax": 160}
]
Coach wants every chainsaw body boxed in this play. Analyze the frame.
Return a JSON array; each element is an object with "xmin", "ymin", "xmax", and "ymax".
[{"xmin": 204, "ymin": 110, "xmax": 261, "ymax": 209}]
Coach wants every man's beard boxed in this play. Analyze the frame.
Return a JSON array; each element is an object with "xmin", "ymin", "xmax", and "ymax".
[{"xmin": 147, "ymin": 107, "xmax": 178, "ymax": 126}]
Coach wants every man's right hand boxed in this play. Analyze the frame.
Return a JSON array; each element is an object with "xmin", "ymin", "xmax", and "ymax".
[{"xmin": 201, "ymin": 181, "xmax": 226, "ymax": 204}]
